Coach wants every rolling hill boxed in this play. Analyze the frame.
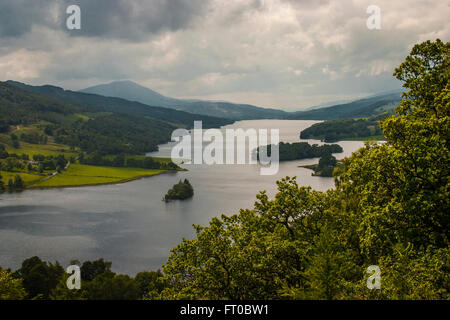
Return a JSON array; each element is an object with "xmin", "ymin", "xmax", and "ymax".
[
  {"xmin": 0, "ymin": 81, "xmax": 179, "ymax": 154},
  {"xmin": 80, "ymin": 80, "xmax": 288, "ymax": 120},
  {"xmin": 288, "ymin": 91, "xmax": 402, "ymax": 120},
  {"xmin": 6, "ymin": 81, "xmax": 232, "ymax": 129}
]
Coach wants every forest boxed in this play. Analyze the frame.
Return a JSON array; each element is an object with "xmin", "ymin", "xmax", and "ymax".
[
  {"xmin": 300, "ymin": 116, "xmax": 385, "ymax": 142},
  {"xmin": 0, "ymin": 82, "xmax": 176, "ymax": 154},
  {"xmin": 288, "ymin": 92, "xmax": 401, "ymax": 120}
]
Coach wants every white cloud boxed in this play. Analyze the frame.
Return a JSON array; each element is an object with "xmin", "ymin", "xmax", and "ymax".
[{"xmin": 0, "ymin": 49, "xmax": 49, "ymax": 80}]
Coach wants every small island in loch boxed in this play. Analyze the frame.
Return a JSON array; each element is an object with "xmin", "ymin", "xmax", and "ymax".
[
  {"xmin": 300, "ymin": 152, "xmax": 338, "ymax": 177},
  {"xmin": 164, "ymin": 179, "xmax": 194, "ymax": 202},
  {"xmin": 256, "ymin": 142, "xmax": 343, "ymax": 162}
]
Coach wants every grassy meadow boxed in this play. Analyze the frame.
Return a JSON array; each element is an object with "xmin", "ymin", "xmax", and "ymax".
[{"xmin": 30, "ymin": 164, "xmax": 167, "ymax": 188}]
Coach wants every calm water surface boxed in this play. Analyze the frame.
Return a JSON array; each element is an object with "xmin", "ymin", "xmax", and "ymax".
[{"xmin": 0, "ymin": 120, "xmax": 364, "ymax": 274}]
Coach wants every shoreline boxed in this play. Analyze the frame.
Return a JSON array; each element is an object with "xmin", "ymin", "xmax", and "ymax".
[{"xmin": 25, "ymin": 170, "xmax": 179, "ymax": 190}]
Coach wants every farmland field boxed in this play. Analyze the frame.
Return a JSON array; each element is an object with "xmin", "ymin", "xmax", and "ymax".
[{"xmin": 31, "ymin": 164, "xmax": 166, "ymax": 188}]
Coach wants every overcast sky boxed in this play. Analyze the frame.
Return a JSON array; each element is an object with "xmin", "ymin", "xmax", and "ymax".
[{"xmin": 0, "ymin": 0, "xmax": 448, "ymax": 110}]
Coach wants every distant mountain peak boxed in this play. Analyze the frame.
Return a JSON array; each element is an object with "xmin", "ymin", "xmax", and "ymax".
[{"xmin": 80, "ymin": 81, "xmax": 288, "ymax": 120}]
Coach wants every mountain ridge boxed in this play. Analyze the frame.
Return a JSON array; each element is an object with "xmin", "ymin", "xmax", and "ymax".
[
  {"xmin": 8, "ymin": 80, "xmax": 402, "ymax": 123},
  {"xmin": 80, "ymin": 80, "xmax": 289, "ymax": 120},
  {"xmin": 288, "ymin": 92, "xmax": 402, "ymax": 120},
  {"xmin": 80, "ymin": 80, "xmax": 402, "ymax": 121},
  {"xmin": 6, "ymin": 80, "xmax": 232, "ymax": 129}
]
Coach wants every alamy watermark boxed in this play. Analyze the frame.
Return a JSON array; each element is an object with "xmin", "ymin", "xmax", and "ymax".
[
  {"xmin": 66, "ymin": 5, "xmax": 81, "ymax": 30},
  {"xmin": 66, "ymin": 4, "xmax": 381, "ymax": 31},
  {"xmin": 170, "ymin": 121, "xmax": 280, "ymax": 175},
  {"xmin": 366, "ymin": 265, "xmax": 381, "ymax": 289},
  {"xmin": 366, "ymin": 5, "xmax": 381, "ymax": 30},
  {"xmin": 66, "ymin": 264, "xmax": 81, "ymax": 290}
]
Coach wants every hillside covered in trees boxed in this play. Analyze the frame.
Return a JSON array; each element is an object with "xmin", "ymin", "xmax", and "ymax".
[
  {"xmin": 0, "ymin": 82, "xmax": 187, "ymax": 191},
  {"xmin": 7, "ymin": 81, "xmax": 233, "ymax": 129},
  {"xmin": 0, "ymin": 82, "xmax": 175, "ymax": 154},
  {"xmin": 288, "ymin": 91, "xmax": 401, "ymax": 120},
  {"xmin": 300, "ymin": 115, "xmax": 386, "ymax": 142},
  {"xmin": 0, "ymin": 79, "xmax": 232, "ymax": 158}
]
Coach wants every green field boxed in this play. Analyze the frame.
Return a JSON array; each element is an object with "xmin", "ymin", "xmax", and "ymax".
[
  {"xmin": 1, "ymin": 133, "xmax": 174, "ymax": 190},
  {"xmin": 0, "ymin": 171, "xmax": 46, "ymax": 185},
  {"xmin": 31, "ymin": 164, "xmax": 166, "ymax": 188},
  {"xmin": 1, "ymin": 138, "xmax": 77, "ymax": 158}
]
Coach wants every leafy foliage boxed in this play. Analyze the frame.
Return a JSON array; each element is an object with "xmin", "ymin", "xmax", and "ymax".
[
  {"xmin": 0, "ymin": 268, "xmax": 27, "ymax": 300},
  {"xmin": 13, "ymin": 256, "xmax": 64, "ymax": 299},
  {"xmin": 161, "ymin": 39, "xmax": 449, "ymax": 300}
]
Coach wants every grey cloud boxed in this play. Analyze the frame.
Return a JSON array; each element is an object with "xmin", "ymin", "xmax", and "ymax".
[
  {"xmin": 0, "ymin": 0, "xmax": 209, "ymax": 41},
  {"xmin": 0, "ymin": 0, "xmax": 448, "ymax": 110},
  {"xmin": 60, "ymin": 0, "xmax": 209, "ymax": 41},
  {"xmin": 0, "ymin": 0, "xmax": 55, "ymax": 37}
]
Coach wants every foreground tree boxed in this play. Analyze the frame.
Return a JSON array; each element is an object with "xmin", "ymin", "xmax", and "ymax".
[
  {"xmin": 14, "ymin": 256, "xmax": 64, "ymax": 299},
  {"xmin": 162, "ymin": 39, "xmax": 449, "ymax": 300},
  {"xmin": 0, "ymin": 268, "xmax": 27, "ymax": 300},
  {"xmin": 336, "ymin": 39, "xmax": 449, "ymax": 256}
]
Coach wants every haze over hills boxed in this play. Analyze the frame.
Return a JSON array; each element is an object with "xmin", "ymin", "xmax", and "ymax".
[
  {"xmin": 6, "ymin": 81, "xmax": 232, "ymax": 129},
  {"xmin": 7, "ymin": 80, "xmax": 402, "ymax": 125},
  {"xmin": 81, "ymin": 80, "xmax": 180, "ymax": 109},
  {"xmin": 288, "ymin": 91, "xmax": 402, "ymax": 120},
  {"xmin": 80, "ymin": 80, "xmax": 289, "ymax": 120},
  {"xmin": 81, "ymin": 80, "xmax": 402, "ymax": 121}
]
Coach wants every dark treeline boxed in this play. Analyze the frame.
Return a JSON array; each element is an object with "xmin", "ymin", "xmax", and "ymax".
[
  {"xmin": 53, "ymin": 114, "xmax": 176, "ymax": 154},
  {"xmin": 0, "ymin": 151, "xmax": 70, "ymax": 193},
  {"xmin": 258, "ymin": 142, "xmax": 343, "ymax": 161},
  {"xmin": 0, "ymin": 119, "xmax": 9, "ymax": 133},
  {"xmin": 288, "ymin": 93, "xmax": 401, "ymax": 120},
  {"xmin": 304, "ymin": 152, "xmax": 338, "ymax": 177},
  {"xmin": 79, "ymin": 153, "xmax": 178, "ymax": 170},
  {"xmin": 0, "ymin": 173, "xmax": 24, "ymax": 192},
  {"xmin": 0, "ymin": 82, "xmax": 178, "ymax": 155},
  {"xmin": 19, "ymin": 132, "xmax": 48, "ymax": 145},
  {"xmin": 0, "ymin": 150, "xmax": 69, "ymax": 173},
  {"xmin": 0, "ymin": 257, "xmax": 166, "ymax": 300},
  {"xmin": 316, "ymin": 153, "xmax": 337, "ymax": 177},
  {"xmin": 300, "ymin": 116, "xmax": 386, "ymax": 142},
  {"xmin": 0, "ymin": 144, "xmax": 8, "ymax": 158}
]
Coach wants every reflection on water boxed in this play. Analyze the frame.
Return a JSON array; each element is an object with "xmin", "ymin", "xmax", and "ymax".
[{"xmin": 0, "ymin": 120, "xmax": 364, "ymax": 274}]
